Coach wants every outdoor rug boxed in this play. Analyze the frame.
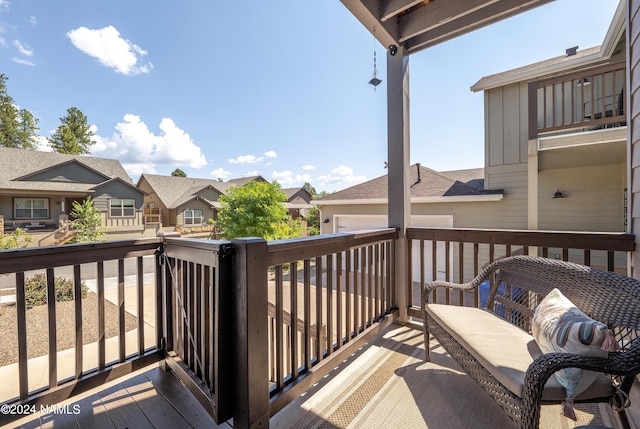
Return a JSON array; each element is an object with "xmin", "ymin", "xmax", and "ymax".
[{"xmin": 271, "ymin": 322, "xmax": 619, "ymax": 429}]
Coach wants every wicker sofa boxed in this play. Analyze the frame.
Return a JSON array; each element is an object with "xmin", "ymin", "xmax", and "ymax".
[{"xmin": 421, "ymin": 255, "xmax": 640, "ymax": 429}]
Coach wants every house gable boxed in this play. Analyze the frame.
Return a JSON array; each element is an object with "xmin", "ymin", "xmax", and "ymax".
[
  {"xmin": 16, "ymin": 159, "xmax": 110, "ymax": 184},
  {"xmin": 91, "ymin": 179, "xmax": 145, "ymax": 212}
]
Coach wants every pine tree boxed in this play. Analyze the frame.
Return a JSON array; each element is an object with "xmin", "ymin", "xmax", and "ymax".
[{"xmin": 49, "ymin": 107, "xmax": 95, "ymax": 154}]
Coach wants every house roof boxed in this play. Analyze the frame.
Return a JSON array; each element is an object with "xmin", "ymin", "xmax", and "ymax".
[
  {"xmin": 281, "ymin": 187, "xmax": 312, "ymax": 203},
  {"xmin": 471, "ymin": 0, "xmax": 626, "ymax": 92},
  {"xmin": 139, "ymin": 174, "xmax": 265, "ymax": 209},
  {"xmin": 314, "ymin": 164, "xmax": 502, "ymax": 205},
  {"xmin": 0, "ymin": 147, "xmax": 133, "ymax": 194}
]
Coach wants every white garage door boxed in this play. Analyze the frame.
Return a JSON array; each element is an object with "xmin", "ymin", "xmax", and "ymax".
[{"xmin": 333, "ymin": 215, "xmax": 453, "ymax": 283}]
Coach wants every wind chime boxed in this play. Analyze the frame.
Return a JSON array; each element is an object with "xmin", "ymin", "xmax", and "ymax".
[{"xmin": 368, "ymin": 27, "xmax": 382, "ymax": 91}]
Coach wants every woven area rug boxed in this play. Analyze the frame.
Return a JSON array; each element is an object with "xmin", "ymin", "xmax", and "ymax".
[{"xmin": 271, "ymin": 322, "xmax": 618, "ymax": 429}]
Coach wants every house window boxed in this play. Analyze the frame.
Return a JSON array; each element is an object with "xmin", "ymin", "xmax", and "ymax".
[
  {"xmin": 184, "ymin": 209, "xmax": 203, "ymax": 225},
  {"xmin": 110, "ymin": 199, "xmax": 135, "ymax": 217},
  {"xmin": 14, "ymin": 198, "xmax": 49, "ymax": 219}
]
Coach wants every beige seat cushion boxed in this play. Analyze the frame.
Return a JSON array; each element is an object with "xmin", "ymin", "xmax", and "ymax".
[{"xmin": 426, "ymin": 304, "xmax": 613, "ymax": 401}]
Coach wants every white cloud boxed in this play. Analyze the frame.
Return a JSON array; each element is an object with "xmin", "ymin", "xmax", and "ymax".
[
  {"xmin": 302, "ymin": 164, "xmax": 315, "ymax": 170},
  {"xmin": 29, "ymin": 16, "xmax": 37, "ymax": 25},
  {"xmin": 229, "ymin": 154, "xmax": 263, "ymax": 164},
  {"xmin": 11, "ymin": 56, "xmax": 33, "ymax": 66},
  {"xmin": 91, "ymin": 114, "xmax": 207, "ymax": 170},
  {"xmin": 264, "ymin": 150, "xmax": 277, "ymax": 158},
  {"xmin": 271, "ymin": 170, "xmax": 312, "ymax": 186},
  {"xmin": 211, "ymin": 168, "xmax": 233, "ymax": 180},
  {"xmin": 67, "ymin": 26, "xmax": 152, "ymax": 75},
  {"xmin": 122, "ymin": 162, "xmax": 156, "ymax": 177},
  {"xmin": 34, "ymin": 135, "xmax": 51, "ymax": 152},
  {"xmin": 13, "ymin": 40, "xmax": 32, "ymax": 56},
  {"xmin": 317, "ymin": 164, "xmax": 366, "ymax": 186}
]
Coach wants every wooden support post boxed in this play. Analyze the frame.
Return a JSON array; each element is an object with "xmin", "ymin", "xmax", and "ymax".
[
  {"xmin": 232, "ymin": 238, "xmax": 270, "ymax": 429},
  {"xmin": 387, "ymin": 45, "xmax": 411, "ymax": 322}
]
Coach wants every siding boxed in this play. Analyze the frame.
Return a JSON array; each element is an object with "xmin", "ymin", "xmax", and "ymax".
[
  {"xmin": 175, "ymin": 200, "xmax": 214, "ymax": 226},
  {"xmin": 538, "ymin": 164, "xmax": 626, "ymax": 232},
  {"xmin": 22, "ymin": 162, "xmax": 107, "ymax": 184},
  {"xmin": 486, "ymin": 82, "xmax": 529, "ymax": 167},
  {"xmin": 92, "ymin": 181, "xmax": 144, "ymax": 212},
  {"xmin": 631, "ymin": 0, "xmax": 640, "ymax": 277}
]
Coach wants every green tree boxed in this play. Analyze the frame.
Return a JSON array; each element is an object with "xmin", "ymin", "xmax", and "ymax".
[
  {"xmin": 70, "ymin": 197, "xmax": 106, "ymax": 243},
  {"xmin": 214, "ymin": 181, "xmax": 300, "ymax": 240},
  {"xmin": 302, "ymin": 182, "xmax": 317, "ymax": 198},
  {"xmin": 171, "ymin": 168, "xmax": 187, "ymax": 177},
  {"xmin": 0, "ymin": 74, "xmax": 39, "ymax": 149},
  {"xmin": 16, "ymin": 108, "xmax": 40, "ymax": 149},
  {"xmin": 48, "ymin": 107, "xmax": 95, "ymax": 154},
  {"xmin": 306, "ymin": 205, "xmax": 320, "ymax": 236}
]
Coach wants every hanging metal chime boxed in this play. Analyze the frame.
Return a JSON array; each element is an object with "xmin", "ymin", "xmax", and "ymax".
[{"xmin": 368, "ymin": 27, "xmax": 382, "ymax": 90}]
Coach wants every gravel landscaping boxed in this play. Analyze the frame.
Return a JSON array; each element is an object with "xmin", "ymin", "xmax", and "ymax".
[{"xmin": 0, "ymin": 291, "xmax": 137, "ymax": 366}]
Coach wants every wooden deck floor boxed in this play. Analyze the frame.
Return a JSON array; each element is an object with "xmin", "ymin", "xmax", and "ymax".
[
  {"xmin": 10, "ymin": 366, "xmax": 228, "ymax": 429},
  {"xmin": 7, "ymin": 322, "xmax": 640, "ymax": 429}
]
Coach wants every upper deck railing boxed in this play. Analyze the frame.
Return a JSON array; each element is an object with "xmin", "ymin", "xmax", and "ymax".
[{"xmin": 528, "ymin": 61, "xmax": 626, "ymax": 139}]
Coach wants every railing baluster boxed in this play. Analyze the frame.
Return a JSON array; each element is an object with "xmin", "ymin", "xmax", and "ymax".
[
  {"xmin": 336, "ymin": 252, "xmax": 343, "ymax": 349},
  {"xmin": 353, "ymin": 248, "xmax": 359, "ymax": 337},
  {"xmin": 458, "ymin": 243, "xmax": 464, "ymax": 306},
  {"xmin": 303, "ymin": 259, "xmax": 311, "ymax": 371},
  {"xmin": 118, "ymin": 259, "xmax": 125, "ymax": 363},
  {"xmin": 97, "ymin": 261, "xmax": 106, "ymax": 370},
  {"xmin": 290, "ymin": 261, "xmax": 298, "ymax": 378},
  {"xmin": 275, "ymin": 265, "xmax": 284, "ymax": 387},
  {"xmin": 326, "ymin": 254, "xmax": 333, "ymax": 355},
  {"xmin": 137, "ymin": 256, "xmax": 144, "ymax": 357},
  {"xmin": 315, "ymin": 256, "xmax": 323, "ymax": 362},
  {"xmin": 47, "ymin": 268, "xmax": 57, "ymax": 388},
  {"xmin": 345, "ymin": 251, "xmax": 351, "ymax": 344},
  {"xmin": 74, "ymin": 264, "xmax": 83, "ymax": 378},
  {"xmin": 16, "ymin": 272, "xmax": 28, "ymax": 401}
]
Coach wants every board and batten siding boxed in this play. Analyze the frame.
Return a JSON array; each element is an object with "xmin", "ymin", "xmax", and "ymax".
[
  {"xmin": 485, "ymin": 82, "xmax": 529, "ymax": 167},
  {"xmin": 629, "ymin": 0, "xmax": 640, "ymax": 277},
  {"xmin": 23, "ymin": 162, "xmax": 107, "ymax": 184},
  {"xmin": 93, "ymin": 181, "xmax": 144, "ymax": 228},
  {"xmin": 538, "ymin": 164, "xmax": 626, "ymax": 232}
]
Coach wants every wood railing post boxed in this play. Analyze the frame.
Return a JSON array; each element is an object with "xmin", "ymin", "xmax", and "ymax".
[{"xmin": 232, "ymin": 238, "xmax": 270, "ymax": 429}]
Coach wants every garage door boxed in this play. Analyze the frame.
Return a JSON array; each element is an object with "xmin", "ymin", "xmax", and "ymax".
[{"xmin": 333, "ymin": 215, "xmax": 453, "ymax": 283}]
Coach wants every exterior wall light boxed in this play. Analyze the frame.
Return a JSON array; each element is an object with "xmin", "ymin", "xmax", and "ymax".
[{"xmin": 553, "ymin": 189, "xmax": 565, "ymax": 199}]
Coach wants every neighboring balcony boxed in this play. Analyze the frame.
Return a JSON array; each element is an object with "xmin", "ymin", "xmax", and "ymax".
[{"xmin": 0, "ymin": 227, "xmax": 636, "ymax": 428}]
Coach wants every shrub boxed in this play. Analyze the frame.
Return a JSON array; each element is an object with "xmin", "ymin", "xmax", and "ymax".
[{"xmin": 24, "ymin": 273, "xmax": 88, "ymax": 306}]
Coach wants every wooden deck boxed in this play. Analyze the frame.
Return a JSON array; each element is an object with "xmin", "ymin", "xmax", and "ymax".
[
  {"xmin": 9, "ymin": 322, "xmax": 639, "ymax": 429},
  {"xmin": 10, "ymin": 365, "xmax": 228, "ymax": 429}
]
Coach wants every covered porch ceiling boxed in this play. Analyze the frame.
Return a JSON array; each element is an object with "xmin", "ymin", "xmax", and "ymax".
[{"xmin": 340, "ymin": 0, "xmax": 555, "ymax": 54}]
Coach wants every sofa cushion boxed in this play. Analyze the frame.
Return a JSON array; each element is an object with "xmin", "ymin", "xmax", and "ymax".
[
  {"xmin": 426, "ymin": 304, "xmax": 613, "ymax": 401},
  {"xmin": 531, "ymin": 288, "xmax": 618, "ymax": 401}
]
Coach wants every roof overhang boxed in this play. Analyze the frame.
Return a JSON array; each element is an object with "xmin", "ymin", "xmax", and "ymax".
[
  {"xmin": 471, "ymin": 0, "xmax": 626, "ymax": 91},
  {"xmin": 314, "ymin": 194, "xmax": 503, "ymax": 205},
  {"xmin": 340, "ymin": 0, "xmax": 555, "ymax": 55}
]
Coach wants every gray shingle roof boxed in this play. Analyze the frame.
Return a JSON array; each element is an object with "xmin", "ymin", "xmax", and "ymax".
[
  {"xmin": 316, "ymin": 164, "xmax": 501, "ymax": 202},
  {"xmin": 0, "ymin": 147, "xmax": 133, "ymax": 194},
  {"xmin": 139, "ymin": 174, "xmax": 266, "ymax": 208}
]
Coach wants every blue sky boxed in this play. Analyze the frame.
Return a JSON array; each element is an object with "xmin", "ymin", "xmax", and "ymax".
[{"xmin": 0, "ymin": 0, "xmax": 620, "ymax": 192}]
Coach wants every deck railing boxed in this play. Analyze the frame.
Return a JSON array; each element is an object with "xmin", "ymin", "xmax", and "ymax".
[
  {"xmin": 0, "ymin": 238, "xmax": 165, "ymax": 427},
  {"xmin": 528, "ymin": 61, "xmax": 626, "ymax": 138},
  {"xmin": 0, "ymin": 227, "xmax": 635, "ymax": 428},
  {"xmin": 406, "ymin": 227, "xmax": 635, "ymax": 317}
]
